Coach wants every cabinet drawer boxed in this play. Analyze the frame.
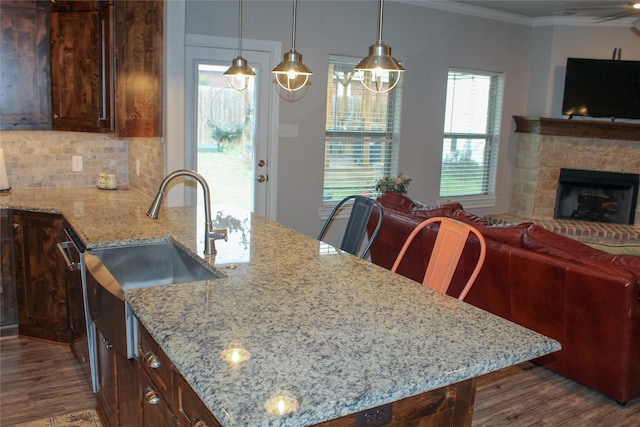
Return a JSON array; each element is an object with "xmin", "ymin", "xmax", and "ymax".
[
  {"xmin": 137, "ymin": 322, "xmax": 172, "ymax": 396},
  {"xmin": 174, "ymin": 371, "xmax": 221, "ymax": 427},
  {"xmin": 138, "ymin": 366, "xmax": 179, "ymax": 427}
]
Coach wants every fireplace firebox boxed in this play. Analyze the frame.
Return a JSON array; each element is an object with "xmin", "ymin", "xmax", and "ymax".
[{"xmin": 554, "ymin": 169, "xmax": 639, "ymax": 225}]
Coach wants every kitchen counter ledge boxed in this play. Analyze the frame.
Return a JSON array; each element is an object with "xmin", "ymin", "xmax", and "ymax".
[{"xmin": 2, "ymin": 187, "xmax": 561, "ymax": 426}]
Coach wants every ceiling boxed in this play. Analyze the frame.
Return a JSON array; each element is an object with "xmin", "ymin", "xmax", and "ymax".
[
  {"xmin": 455, "ymin": 1, "xmax": 636, "ymax": 18},
  {"xmin": 401, "ymin": 1, "xmax": 640, "ymax": 23}
]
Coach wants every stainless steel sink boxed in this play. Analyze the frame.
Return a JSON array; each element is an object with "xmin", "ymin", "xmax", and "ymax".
[
  {"xmin": 84, "ymin": 240, "xmax": 221, "ymax": 359},
  {"xmin": 87, "ymin": 240, "xmax": 220, "ymax": 292}
]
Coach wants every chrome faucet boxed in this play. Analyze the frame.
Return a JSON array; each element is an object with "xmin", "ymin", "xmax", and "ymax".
[{"xmin": 146, "ymin": 169, "xmax": 228, "ymax": 256}]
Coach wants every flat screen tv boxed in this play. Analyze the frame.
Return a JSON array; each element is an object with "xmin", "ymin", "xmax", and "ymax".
[{"xmin": 561, "ymin": 58, "xmax": 640, "ymax": 121}]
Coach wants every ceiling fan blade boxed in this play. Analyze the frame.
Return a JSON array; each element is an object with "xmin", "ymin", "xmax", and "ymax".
[
  {"xmin": 565, "ymin": 6, "xmax": 631, "ymax": 11},
  {"xmin": 593, "ymin": 10, "xmax": 636, "ymax": 22}
]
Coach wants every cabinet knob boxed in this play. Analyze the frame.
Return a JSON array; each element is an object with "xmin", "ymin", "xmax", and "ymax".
[
  {"xmin": 143, "ymin": 351, "xmax": 161, "ymax": 369},
  {"xmin": 143, "ymin": 387, "xmax": 161, "ymax": 405},
  {"xmin": 191, "ymin": 418, "xmax": 208, "ymax": 427}
]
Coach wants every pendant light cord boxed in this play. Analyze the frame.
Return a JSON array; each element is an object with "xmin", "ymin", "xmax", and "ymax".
[
  {"xmin": 377, "ymin": 0, "xmax": 384, "ymax": 43},
  {"xmin": 238, "ymin": 0, "xmax": 243, "ymax": 55},
  {"xmin": 291, "ymin": 0, "xmax": 297, "ymax": 52}
]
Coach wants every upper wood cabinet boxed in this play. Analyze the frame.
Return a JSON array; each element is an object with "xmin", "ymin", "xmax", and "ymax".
[
  {"xmin": 50, "ymin": 0, "xmax": 115, "ymax": 132},
  {"xmin": 0, "ymin": 0, "xmax": 162, "ymax": 136},
  {"xmin": 115, "ymin": 0, "xmax": 163, "ymax": 137},
  {"xmin": 0, "ymin": 1, "xmax": 51, "ymax": 130}
]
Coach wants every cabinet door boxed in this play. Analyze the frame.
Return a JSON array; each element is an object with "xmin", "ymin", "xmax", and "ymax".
[
  {"xmin": 1, "ymin": 209, "xmax": 18, "ymax": 335},
  {"xmin": 50, "ymin": 0, "xmax": 114, "ymax": 132},
  {"xmin": 13, "ymin": 211, "xmax": 70, "ymax": 342},
  {"xmin": 138, "ymin": 366, "xmax": 179, "ymax": 427},
  {"xmin": 0, "ymin": 1, "xmax": 51, "ymax": 130},
  {"xmin": 96, "ymin": 328, "xmax": 119, "ymax": 427},
  {"xmin": 174, "ymin": 372, "xmax": 221, "ymax": 427},
  {"xmin": 114, "ymin": 0, "xmax": 163, "ymax": 137}
]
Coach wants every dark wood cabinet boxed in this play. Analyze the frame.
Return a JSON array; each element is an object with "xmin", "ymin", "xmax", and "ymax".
[
  {"xmin": 115, "ymin": 0, "xmax": 163, "ymax": 137},
  {"xmin": 174, "ymin": 371, "xmax": 221, "ymax": 427},
  {"xmin": 138, "ymin": 367, "xmax": 179, "ymax": 427},
  {"xmin": 96, "ymin": 328, "xmax": 119, "ymax": 427},
  {"xmin": 50, "ymin": 0, "xmax": 114, "ymax": 132},
  {"xmin": 0, "ymin": 1, "xmax": 51, "ymax": 130},
  {"xmin": 137, "ymin": 321, "xmax": 218, "ymax": 427},
  {"xmin": 0, "ymin": 0, "xmax": 162, "ymax": 135},
  {"xmin": 12, "ymin": 210, "xmax": 83, "ymax": 342},
  {"xmin": 11, "ymin": 210, "xmax": 84, "ymax": 342},
  {"xmin": 1, "ymin": 209, "xmax": 18, "ymax": 336}
]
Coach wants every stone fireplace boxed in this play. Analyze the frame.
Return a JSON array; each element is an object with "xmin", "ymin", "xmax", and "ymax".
[{"xmin": 488, "ymin": 116, "xmax": 640, "ymax": 247}]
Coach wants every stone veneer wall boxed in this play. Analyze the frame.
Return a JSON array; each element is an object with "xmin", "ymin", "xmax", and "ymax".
[
  {"xmin": 0, "ymin": 131, "xmax": 128, "ymax": 188},
  {"xmin": 0, "ymin": 131, "xmax": 165, "ymax": 196},
  {"xmin": 127, "ymin": 137, "xmax": 165, "ymax": 199},
  {"xmin": 511, "ymin": 133, "xmax": 640, "ymax": 226}
]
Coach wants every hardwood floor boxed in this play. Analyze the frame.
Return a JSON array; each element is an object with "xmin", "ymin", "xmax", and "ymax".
[
  {"xmin": 473, "ymin": 362, "xmax": 639, "ymax": 426},
  {"xmin": 0, "ymin": 337, "xmax": 96, "ymax": 427},
  {"xmin": 1, "ymin": 335, "xmax": 639, "ymax": 426}
]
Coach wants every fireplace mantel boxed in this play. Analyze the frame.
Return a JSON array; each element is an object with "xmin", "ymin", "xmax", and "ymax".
[{"xmin": 514, "ymin": 116, "xmax": 640, "ymax": 142}]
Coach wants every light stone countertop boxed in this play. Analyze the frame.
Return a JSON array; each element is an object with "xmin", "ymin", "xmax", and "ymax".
[{"xmin": 1, "ymin": 187, "xmax": 561, "ymax": 427}]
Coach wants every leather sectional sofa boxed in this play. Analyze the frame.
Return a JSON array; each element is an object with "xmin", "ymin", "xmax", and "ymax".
[{"xmin": 367, "ymin": 192, "xmax": 640, "ymax": 404}]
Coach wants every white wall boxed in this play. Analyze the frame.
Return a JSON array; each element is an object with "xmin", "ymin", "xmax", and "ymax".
[
  {"xmin": 526, "ymin": 24, "xmax": 640, "ymax": 117},
  {"xmin": 183, "ymin": 1, "xmax": 638, "ymax": 238}
]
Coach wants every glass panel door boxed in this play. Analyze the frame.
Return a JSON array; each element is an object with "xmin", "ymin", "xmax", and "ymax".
[{"xmin": 197, "ymin": 64, "xmax": 256, "ymax": 212}]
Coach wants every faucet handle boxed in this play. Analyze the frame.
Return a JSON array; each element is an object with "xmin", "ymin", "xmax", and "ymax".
[{"xmin": 209, "ymin": 228, "xmax": 228, "ymax": 242}]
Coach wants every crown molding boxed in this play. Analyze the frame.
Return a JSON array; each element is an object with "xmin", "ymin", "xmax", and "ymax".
[{"xmin": 394, "ymin": 1, "xmax": 637, "ymax": 28}]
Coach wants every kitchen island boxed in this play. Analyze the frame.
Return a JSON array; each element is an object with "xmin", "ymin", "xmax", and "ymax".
[{"xmin": 2, "ymin": 187, "xmax": 560, "ymax": 426}]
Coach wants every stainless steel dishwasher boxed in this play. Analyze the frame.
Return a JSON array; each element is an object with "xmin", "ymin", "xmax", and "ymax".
[{"xmin": 56, "ymin": 228, "xmax": 98, "ymax": 393}]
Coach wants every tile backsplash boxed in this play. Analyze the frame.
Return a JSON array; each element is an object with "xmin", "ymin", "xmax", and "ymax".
[
  {"xmin": 0, "ymin": 131, "xmax": 164, "ymax": 195},
  {"xmin": 128, "ymin": 137, "xmax": 165, "ymax": 199},
  {"xmin": 1, "ymin": 131, "xmax": 128, "ymax": 189}
]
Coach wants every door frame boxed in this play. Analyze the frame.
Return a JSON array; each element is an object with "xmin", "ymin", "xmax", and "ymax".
[
  {"xmin": 184, "ymin": 34, "xmax": 279, "ymax": 219},
  {"xmin": 163, "ymin": 0, "xmax": 280, "ymax": 220}
]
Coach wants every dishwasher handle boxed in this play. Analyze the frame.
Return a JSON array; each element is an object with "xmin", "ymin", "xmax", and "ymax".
[{"xmin": 57, "ymin": 241, "xmax": 81, "ymax": 271}]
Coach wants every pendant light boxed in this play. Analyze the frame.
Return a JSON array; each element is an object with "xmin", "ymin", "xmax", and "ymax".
[
  {"xmin": 272, "ymin": 0, "xmax": 312, "ymax": 92},
  {"xmin": 355, "ymin": 0, "xmax": 404, "ymax": 94},
  {"xmin": 224, "ymin": 0, "xmax": 255, "ymax": 92}
]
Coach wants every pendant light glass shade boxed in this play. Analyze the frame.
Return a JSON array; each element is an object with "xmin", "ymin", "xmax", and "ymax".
[
  {"xmin": 272, "ymin": 0, "xmax": 312, "ymax": 92},
  {"xmin": 355, "ymin": 0, "xmax": 404, "ymax": 94},
  {"xmin": 224, "ymin": 0, "xmax": 255, "ymax": 91}
]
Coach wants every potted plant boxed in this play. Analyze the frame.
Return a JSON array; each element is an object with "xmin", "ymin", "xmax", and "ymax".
[{"xmin": 375, "ymin": 173, "xmax": 412, "ymax": 195}]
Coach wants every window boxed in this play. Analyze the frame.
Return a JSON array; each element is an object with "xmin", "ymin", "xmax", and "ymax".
[
  {"xmin": 439, "ymin": 69, "xmax": 504, "ymax": 199},
  {"xmin": 322, "ymin": 56, "xmax": 401, "ymax": 204}
]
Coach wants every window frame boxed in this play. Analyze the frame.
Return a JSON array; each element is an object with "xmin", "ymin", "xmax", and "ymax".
[
  {"xmin": 438, "ymin": 67, "xmax": 504, "ymax": 208},
  {"xmin": 321, "ymin": 55, "xmax": 402, "ymax": 212}
]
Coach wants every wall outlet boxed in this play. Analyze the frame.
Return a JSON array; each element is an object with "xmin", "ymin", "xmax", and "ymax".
[
  {"xmin": 354, "ymin": 403, "xmax": 392, "ymax": 427},
  {"xmin": 278, "ymin": 124, "xmax": 299, "ymax": 138},
  {"xmin": 73, "ymin": 201, "xmax": 85, "ymax": 217},
  {"xmin": 72, "ymin": 155, "xmax": 83, "ymax": 172},
  {"xmin": 136, "ymin": 159, "xmax": 141, "ymax": 176}
]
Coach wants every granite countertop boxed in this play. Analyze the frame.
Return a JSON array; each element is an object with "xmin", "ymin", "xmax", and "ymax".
[{"xmin": 2, "ymin": 187, "xmax": 561, "ymax": 427}]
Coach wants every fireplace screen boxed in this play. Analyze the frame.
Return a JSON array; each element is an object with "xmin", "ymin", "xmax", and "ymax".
[{"xmin": 554, "ymin": 169, "xmax": 639, "ymax": 225}]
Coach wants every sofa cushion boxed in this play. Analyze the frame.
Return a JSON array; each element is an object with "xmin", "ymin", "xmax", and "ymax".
[
  {"xmin": 449, "ymin": 210, "xmax": 531, "ymax": 247},
  {"xmin": 589, "ymin": 253, "xmax": 640, "ymax": 281},
  {"xmin": 377, "ymin": 192, "xmax": 425, "ymax": 212},
  {"xmin": 450, "ymin": 209, "xmax": 489, "ymax": 225},
  {"xmin": 410, "ymin": 203, "xmax": 463, "ymax": 220},
  {"xmin": 477, "ymin": 222, "xmax": 533, "ymax": 247},
  {"xmin": 522, "ymin": 225, "xmax": 600, "ymax": 262}
]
